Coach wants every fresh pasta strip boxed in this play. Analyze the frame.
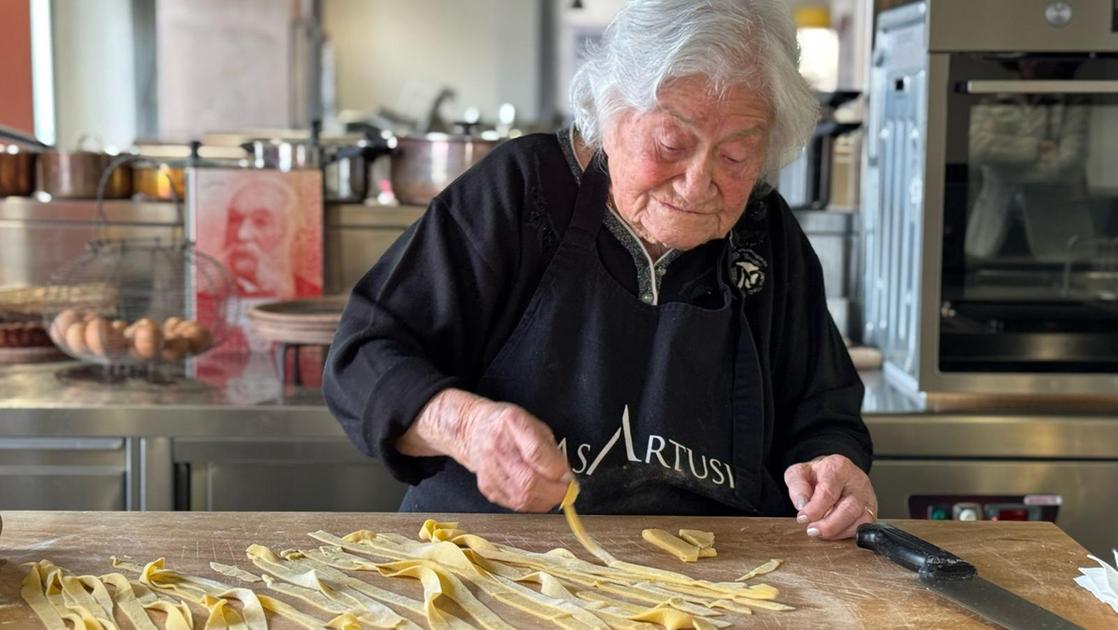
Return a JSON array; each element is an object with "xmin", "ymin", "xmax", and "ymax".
[
  {"xmin": 417, "ymin": 520, "xmax": 794, "ymax": 615},
  {"xmin": 677, "ymin": 530, "xmax": 715, "ymax": 550},
  {"xmin": 20, "ymin": 562, "xmax": 67, "ymax": 630},
  {"xmin": 318, "ymin": 532, "xmax": 610, "ymax": 630},
  {"xmin": 560, "ymin": 481, "xmax": 618, "ymax": 564},
  {"xmin": 99, "ymin": 573, "xmax": 159, "ymax": 630},
  {"xmin": 124, "ymin": 557, "xmax": 324, "ymax": 630},
  {"xmin": 57, "ymin": 574, "xmax": 116, "ymax": 628},
  {"xmin": 378, "ymin": 558, "xmax": 516, "ymax": 630},
  {"xmin": 393, "ymin": 523, "xmax": 765, "ymax": 615},
  {"xmin": 642, "ymin": 529, "xmax": 700, "ymax": 563},
  {"xmin": 141, "ymin": 600, "xmax": 194, "ymax": 630},
  {"xmin": 246, "ymin": 544, "xmax": 420, "ymax": 630},
  {"xmin": 210, "ymin": 562, "xmax": 263, "ymax": 584},
  {"xmin": 261, "ymin": 573, "xmax": 350, "ymax": 614}
]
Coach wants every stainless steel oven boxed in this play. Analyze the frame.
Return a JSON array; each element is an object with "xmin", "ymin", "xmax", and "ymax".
[{"xmin": 863, "ymin": 0, "xmax": 1118, "ymax": 396}]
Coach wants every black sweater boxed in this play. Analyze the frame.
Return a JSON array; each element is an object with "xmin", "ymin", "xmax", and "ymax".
[{"xmin": 323, "ymin": 132, "xmax": 871, "ymax": 514}]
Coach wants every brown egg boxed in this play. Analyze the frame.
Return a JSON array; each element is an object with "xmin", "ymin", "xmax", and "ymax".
[
  {"xmin": 83, "ymin": 317, "xmax": 110, "ymax": 357},
  {"xmin": 179, "ymin": 322, "xmax": 213, "ymax": 354},
  {"xmin": 162, "ymin": 316, "xmax": 184, "ymax": 338},
  {"xmin": 51, "ymin": 309, "xmax": 82, "ymax": 347},
  {"xmin": 161, "ymin": 337, "xmax": 191, "ymax": 362},
  {"xmin": 65, "ymin": 321, "xmax": 89, "ymax": 356},
  {"xmin": 85, "ymin": 317, "xmax": 128, "ymax": 359},
  {"xmin": 123, "ymin": 317, "xmax": 156, "ymax": 340},
  {"xmin": 131, "ymin": 322, "xmax": 163, "ymax": 360},
  {"xmin": 171, "ymin": 318, "xmax": 197, "ymax": 338}
]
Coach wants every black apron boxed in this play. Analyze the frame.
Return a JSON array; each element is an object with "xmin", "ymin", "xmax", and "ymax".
[{"xmin": 400, "ymin": 155, "xmax": 771, "ymax": 515}]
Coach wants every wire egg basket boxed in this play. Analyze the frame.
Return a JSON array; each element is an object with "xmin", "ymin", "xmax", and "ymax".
[{"xmin": 41, "ymin": 155, "xmax": 238, "ymax": 366}]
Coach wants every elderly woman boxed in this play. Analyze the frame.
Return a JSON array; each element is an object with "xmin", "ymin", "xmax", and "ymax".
[{"xmin": 325, "ymin": 0, "xmax": 876, "ymax": 540}]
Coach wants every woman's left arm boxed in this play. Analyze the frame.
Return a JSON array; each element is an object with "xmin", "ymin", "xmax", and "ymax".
[{"xmin": 767, "ymin": 197, "xmax": 875, "ymax": 539}]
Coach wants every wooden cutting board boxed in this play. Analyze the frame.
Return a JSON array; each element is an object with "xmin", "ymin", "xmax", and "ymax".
[{"xmin": 0, "ymin": 512, "xmax": 1111, "ymax": 629}]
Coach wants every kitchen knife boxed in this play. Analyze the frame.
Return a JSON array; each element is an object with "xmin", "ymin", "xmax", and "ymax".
[{"xmin": 856, "ymin": 522, "xmax": 1084, "ymax": 630}]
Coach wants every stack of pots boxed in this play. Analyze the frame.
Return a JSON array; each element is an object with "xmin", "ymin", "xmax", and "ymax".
[
  {"xmin": 240, "ymin": 121, "xmax": 506, "ymax": 206},
  {"xmin": 0, "ymin": 127, "xmax": 132, "ymax": 200},
  {"xmin": 240, "ymin": 121, "xmax": 393, "ymax": 203}
]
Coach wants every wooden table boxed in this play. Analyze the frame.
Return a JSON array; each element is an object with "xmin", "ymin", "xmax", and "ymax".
[{"xmin": 0, "ymin": 512, "xmax": 1113, "ymax": 629}]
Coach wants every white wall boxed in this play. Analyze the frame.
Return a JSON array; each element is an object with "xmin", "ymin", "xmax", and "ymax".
[
  {"xmin": 52, "ymin": 0, "xmax": 137, "ymax": 150},
  {"xmin": 324, "ymin": 0, "xmax": 540, "ymax": 126},
  {"xmin": 157, "ymin": 0, "xmax": 292, "ymax": 140}
]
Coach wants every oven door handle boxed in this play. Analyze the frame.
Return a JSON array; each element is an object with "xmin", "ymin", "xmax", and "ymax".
[{"xmin": 961, "ymin": 80, "xmax": 1118, "ymax": 95}]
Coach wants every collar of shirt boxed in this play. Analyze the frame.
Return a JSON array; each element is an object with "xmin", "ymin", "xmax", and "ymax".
[{"xmin": 558, "ymin": 127, "xmax": 682, "ymax": 305}]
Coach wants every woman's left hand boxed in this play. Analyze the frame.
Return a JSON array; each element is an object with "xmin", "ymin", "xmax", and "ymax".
[{"xmin": 784, "ymin": 454, "xmax": 877, "ymax": 540}]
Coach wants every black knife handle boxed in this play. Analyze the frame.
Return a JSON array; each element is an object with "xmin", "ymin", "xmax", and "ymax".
[{"xmin": 856, "ymin": 522, "xmax": 977, "ymax": 581}]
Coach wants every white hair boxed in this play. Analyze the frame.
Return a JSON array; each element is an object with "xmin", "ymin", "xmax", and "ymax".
[{"xmin": 569, "ymin": 0, "xmax": 818, "ymax": 181}]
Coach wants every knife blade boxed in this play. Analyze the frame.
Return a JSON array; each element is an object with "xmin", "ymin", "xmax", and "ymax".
[{"xmin": 856, "ymin": 522, "xmax": 1085, "ymax": 630}]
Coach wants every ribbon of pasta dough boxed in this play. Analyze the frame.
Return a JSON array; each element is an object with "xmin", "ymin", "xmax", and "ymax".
[
  {"xmin": 98, "ymin": 573, "xmax": 159, "ymax": 630},
  {"xmin": 414, "ymin": 519, "xmax": 793, "ymax": 616},
  {"xmin": 560, "ymin": 480, "xmax": 618, "ymax": 564},
  {"xmin": 377, "ymin": 558, "xmax": 516, "ymax": 630},
  {"xmin": 321, "ymin": 525, "xmax": 741, "ymax": 629},
  {"xmin": 141, "ymin": 599, "xmax": 194, "ymax": 630},
  {"xmin": 246, "ymin": 544, "xmax": 419, "ymax": 629},
  {"xmin": 20, "ymin": 562, "xmax": 67, "ymax": 630}
]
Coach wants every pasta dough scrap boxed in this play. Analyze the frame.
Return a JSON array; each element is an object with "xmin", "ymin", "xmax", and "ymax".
[
  {"xmin": 735, "ymin": 559, "xmax": 782, "ymax": 582},
  {"xmin": 642, "ymin": 529, "xmax": 701, "ymax": 563},
  {"xmin": 677, "ymin": 530, "xmax": 715, "ymax": 550}
]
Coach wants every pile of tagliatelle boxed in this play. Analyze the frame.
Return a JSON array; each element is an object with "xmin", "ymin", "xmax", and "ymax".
[{"xmin": 21, "ymin": 482, "xmax": 789, "ymax": 629}]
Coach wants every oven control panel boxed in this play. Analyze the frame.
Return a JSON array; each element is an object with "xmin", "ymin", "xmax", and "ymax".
[{"xmin": 909, "ymin": 494, "xmax": 1062, "ymax": 522}]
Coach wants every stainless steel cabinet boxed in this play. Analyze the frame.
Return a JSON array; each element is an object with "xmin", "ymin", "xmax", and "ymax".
[
  {"xmin": 872, "ymin": 459, "xmax": 1118, "ymax": 557},
  {"xmin": 324, "ymin": 204, "xmax": 425, "ymax": 295},
  {"xmin": 0, "ymin": 438, "xmax": 129, "ymax": 509},
  {"xmin": 173, "ymin": 437, "xmax": 407, "ymax": 511}
]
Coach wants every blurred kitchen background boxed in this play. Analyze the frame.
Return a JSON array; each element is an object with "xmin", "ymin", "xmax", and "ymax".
[{"xmin": 0, "ymin": 0, "xmax": 1115, "ymax": 557}]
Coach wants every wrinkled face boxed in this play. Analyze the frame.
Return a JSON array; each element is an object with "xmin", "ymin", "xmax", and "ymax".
[{"xmin": 602, "ymin": 75, "xmax": 772, "ymax": 251}]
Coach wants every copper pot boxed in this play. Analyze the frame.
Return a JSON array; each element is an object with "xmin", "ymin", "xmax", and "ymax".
[
  {"xmin": 0, "ymin": 146, "xmax": 36, "ymax": 197},
  {"xmin": 38, "ymin": 151, "xmax": 133, "ymax": 199},
  {"xmin": 133, "ymin": 163, "xmax": 185, "ymax": 201},
  {"xmin": 390, "ymin": 132, "xmax": 500, "ymax": 205}
]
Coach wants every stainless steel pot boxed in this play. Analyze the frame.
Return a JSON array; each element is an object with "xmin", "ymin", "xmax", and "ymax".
[
  {"xmin": 241, "ymin": 130, "xmax": 391, "ymax": 202},
  {"xmin": 389, "ymin": 132, "xmax": 500, "ymax": 205},
  {"xmin": 324, "ymin": 149, "xmax": 368, "ymax": 203},
  {"xmin": 242, "ymin": 138, "xmax": 321, "ymax": 170}
]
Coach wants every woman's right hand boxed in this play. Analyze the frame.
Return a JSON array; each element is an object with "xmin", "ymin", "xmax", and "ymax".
[
  {"xmin": 457, "ymin": 398, "xmax": 573, "ymax": 512},
  {"xmin": 397, "ymin": 389, "xmax": 573, "ymax": 512}
]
